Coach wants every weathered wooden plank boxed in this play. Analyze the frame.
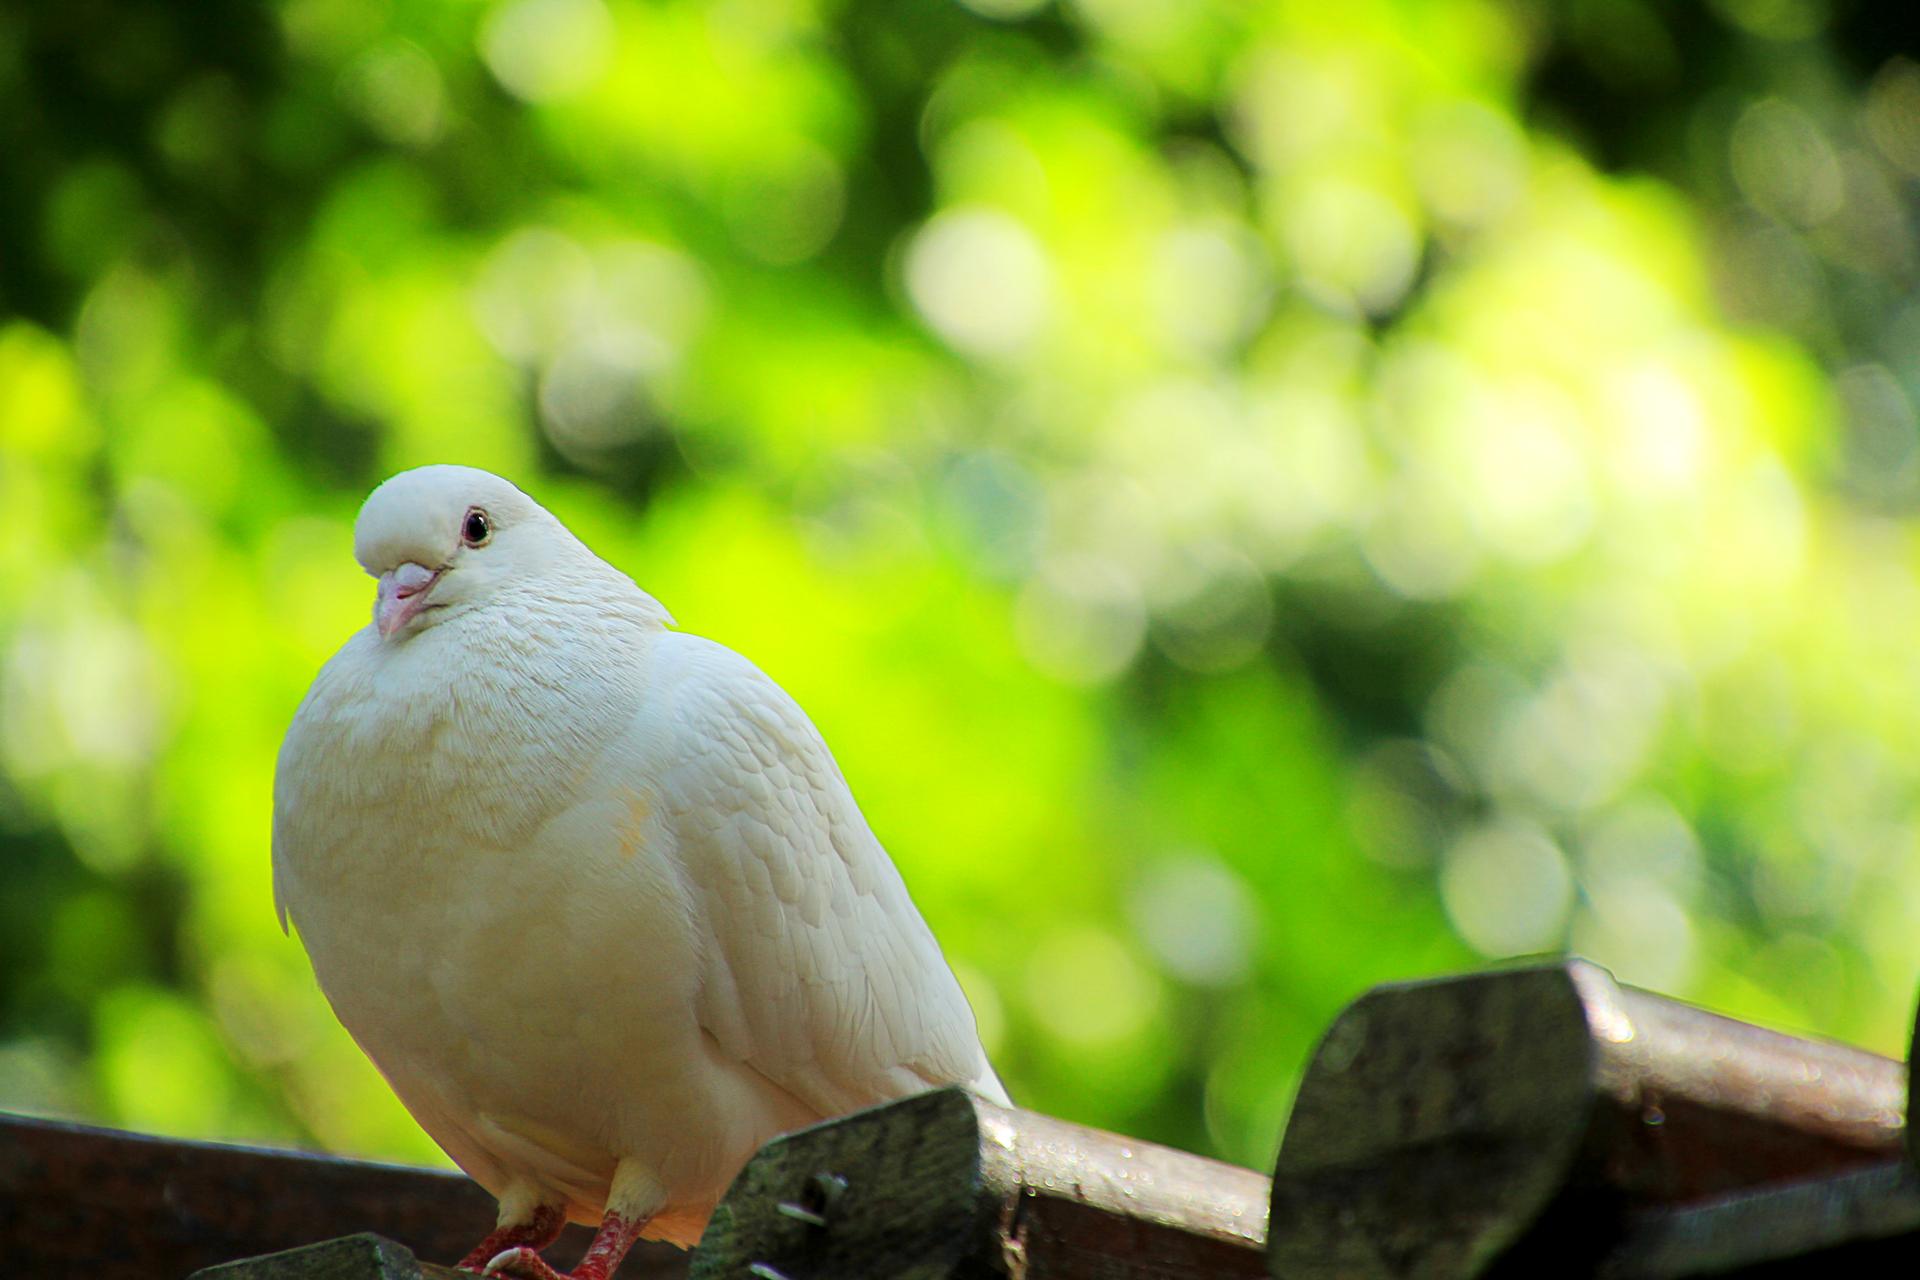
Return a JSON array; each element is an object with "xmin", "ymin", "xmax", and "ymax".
[
  {"xmin": 1597, "ymin": 1160, "xmax": 1920, "ymax": 1278},
  {"xmin": 1267, "ymin": 959, "xmax": 1908, "ymax": 1279},
  {"xmin": 0, "ymin": 1112, "xmax": 687, "ymax": 1278},
  {"xmin": 689, "ymin": 1086, "xmax": 1270, "ymax": 1279},
  {"xmin": 189, "ymin": 1232, "xmax": 459, "ymax": 1279}
]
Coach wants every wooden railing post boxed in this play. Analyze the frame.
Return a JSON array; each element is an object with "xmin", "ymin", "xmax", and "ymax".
[
  {"xmin": 1266, "ymin": 959, "xmax": 1918, "ymax": 1278},
  {"xmin": 690, "ymin": 1086, "xmax": 1270, "ymax": 1279}
]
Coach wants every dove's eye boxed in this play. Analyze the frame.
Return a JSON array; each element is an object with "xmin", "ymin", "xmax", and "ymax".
[{"xmin": 462, "ymin": 508, "xmax": 492, "ymax": 547}]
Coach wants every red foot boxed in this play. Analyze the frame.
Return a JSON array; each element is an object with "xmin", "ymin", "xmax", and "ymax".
[
  {"xmin": 480, "ymin": 1207, "xmax": 644, "ymax": 1280},
  {"xmin": 482, "ymin": 1246, "xmax": 574, "ymax": 1280},
  {"xmin": 455, "ymin": 1203, "xmax": 566, "ymax": 1274}
]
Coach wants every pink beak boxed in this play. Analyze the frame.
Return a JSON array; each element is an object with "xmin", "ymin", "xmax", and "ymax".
[{"xmin": 375, "ymin": 562, "xmax": 443, "ymax": 639}]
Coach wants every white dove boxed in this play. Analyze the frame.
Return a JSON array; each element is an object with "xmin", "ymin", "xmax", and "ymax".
[{"xmin": 272, "ymin": 465, "xmax": 1007, "ymax": 1280}]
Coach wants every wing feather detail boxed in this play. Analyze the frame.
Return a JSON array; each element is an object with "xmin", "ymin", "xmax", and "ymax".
[{"xmin": 652, "ymin": 635, "xmax": 1006, "ymax": 1118}]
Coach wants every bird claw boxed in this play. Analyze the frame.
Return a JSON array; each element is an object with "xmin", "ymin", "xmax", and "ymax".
[{"xmin": 481, "ymin": 1247, "xmax": 570, "ymax": 1280}]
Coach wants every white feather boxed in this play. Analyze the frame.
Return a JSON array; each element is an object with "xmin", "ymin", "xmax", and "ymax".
[{"xmin": 272, "ymin": 466, "xmax": 1005, "ymax": 1248}]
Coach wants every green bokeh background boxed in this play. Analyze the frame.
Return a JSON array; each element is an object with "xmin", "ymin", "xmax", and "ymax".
[{"xmin": 4, "ymin": 0, "xmax": 1920, "ymax": 1174}]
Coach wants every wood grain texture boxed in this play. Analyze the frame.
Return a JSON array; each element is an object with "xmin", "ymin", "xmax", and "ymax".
[
  {"xmin": 189, "ymin": 1233, "xmax": 454, "ymax": 1280},
  {"xmin": 0, "ymin": 1112, "xmax": 686, "ymax": 1279},
  {"xmin": 1269, "ymin": 960, "xmax": 1911, "ymax": 1280},
  {"xmin": 689, "ymin": 1087, "xmax": 1269, "ymax": 1279}
]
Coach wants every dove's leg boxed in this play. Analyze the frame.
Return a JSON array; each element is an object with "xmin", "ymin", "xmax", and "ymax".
[
  {"xmin": 483, "ymin": 1162, "xmax": 663, "ymax": 1280},
  {"xmin": 455, "ymin": 1189, "xmax": 567, "ymax": 1273}
]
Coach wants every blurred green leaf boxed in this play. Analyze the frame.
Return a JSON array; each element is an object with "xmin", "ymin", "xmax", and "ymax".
[{"xmin": 1, "ymin": 0, "xmax": 1916, "ymax": 1177}]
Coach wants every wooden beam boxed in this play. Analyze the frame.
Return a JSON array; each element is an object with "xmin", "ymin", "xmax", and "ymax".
[
  {"xmin": 1601, "ymin": 1160, "xmax": 1920, "ymax": 1277},
  {"xmin": 690, "ymin": 1086, "xmax": 1270, "ymax": 1279},
  {"xmin": 189, "ymin": 1233, "xmax": 460, "ymax": 1279},
  {"xmin": 0, "ymin": 1112, "xmax": 686, "ymax": 1278},
  {"xmin": 1267, "ymin": 959, "xmax": 1909, "ymax": 1278}
]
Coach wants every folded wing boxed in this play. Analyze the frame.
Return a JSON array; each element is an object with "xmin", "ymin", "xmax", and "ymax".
[{"xmin": 649, "ymin": 634, "xmax": 1006, "ymax": 1118}]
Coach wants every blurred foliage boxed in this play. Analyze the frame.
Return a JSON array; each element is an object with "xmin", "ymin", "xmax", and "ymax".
[{"xmin": 2, "ymin": 0, "xmax": 1919, "ymax": 1176}]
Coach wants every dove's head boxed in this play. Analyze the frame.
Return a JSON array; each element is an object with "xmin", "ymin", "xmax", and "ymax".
[{"xmin": 353, "ymin": 465, "xmax": 570, "ymax": 640}]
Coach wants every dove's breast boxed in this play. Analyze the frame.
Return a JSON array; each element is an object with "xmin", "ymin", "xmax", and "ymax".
[{"xmin": 273, "ymin": 613, "xmax": 807, "ymax": 1236}]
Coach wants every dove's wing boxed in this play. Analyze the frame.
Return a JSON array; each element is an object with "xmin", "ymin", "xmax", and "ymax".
[{"xmin": 647, "ymin": 632, "xmax": 1006, "ymax": 1118}]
